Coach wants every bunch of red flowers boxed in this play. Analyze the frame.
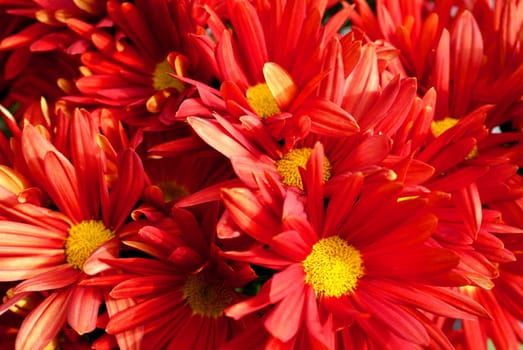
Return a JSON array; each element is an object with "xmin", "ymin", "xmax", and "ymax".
[{"xmin": 0, "ymin": 0, "xmax": 522, "ymax": 349}]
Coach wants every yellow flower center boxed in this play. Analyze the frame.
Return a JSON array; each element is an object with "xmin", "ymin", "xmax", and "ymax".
[
  {"xmin": 183, "ymin": 274, "xmax": 233, "ymax": 318},
  {"xmin": 303, "ymin": 236, "xmax": 364, "ymax": 298},
  {"xmin": 275, "ymin": 147, "xmax": 332, "ymax": 190},
  {"xmin": 157, "ymin": 180, "xmax": 190, "ymax": 202},
  {"xmin": 152, "ymin": 61, "xmax": 184, "ymax": 92},
  {"xmin": 431, "ymin": 117, "xmax": 477, "ymax": 159},
  {"xmin": 65, "ymin": 220, "xmax": 115, "ymax": 270},
  {"xmin": 245, "ymin": 83, "xmax": 281, "ymax": 119}
]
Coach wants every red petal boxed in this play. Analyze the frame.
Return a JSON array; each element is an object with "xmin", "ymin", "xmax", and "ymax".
[
  {"xmin": 323, "ymin": 172, "xmax": 364, "ymax": 237},
  {"xmin": 0, "ymin": 23, "xmax": 51, "ymax": 50},
  {"xmin": 303, "ymin": 142, "xmax": 326, "ymax": 233},
  {"xmin": 354, "ymin": 287, "xmax": 430, "ymax": 345},
  {"xmin": 221, "ymin": 187, "xmax": 281, "ymax": 244},
  {"xmin": 230, "ymin": 0, "xmax": 268, "ymax": 82},
  {"xmin": 43, "ymin": 152, "xmax": 86, "ymax": 222},
  {"xmin": 364, "ymin": 246, "xmax": 461, "ymax": 285},
  {"xmin": 16, "ymin": 288, "xmax": 72, "ymax": 350},
  {"xmin": 187, "ymin": 117, "xmax": 251, "ymax": 159},
  {"xmin": 450, "ymin": 11, "xmax": 483, "ymax": 117},
  {"xmin": 110, "ymin": 275, "xmax": 180, "ymax": 299},
  {"xmin": 0, "ymin": 221, "xmax": 66, "ymax": 244},
  {"xmin": 342, "ymin": 44, "xmax": 379, "ymax": 119},
  {"xmin": 270, "ymin": 230, "xmax": 311, "ymax": 261},
  {"xmin": 22, "ymin": 124, "xmax": 84, "ymax": 222},
  {"xmin": 104, "ymin": 295, "xmax": 143, "ymax": 349},
  {"xmin": 108, "ymin": 149, "xmax": 145, "ymax": 230},
  {"xmin": 264, "ymin": 285, "xmax": 305, "ymax": 342},
  {"xmin": 366, "ymin": 279, "xmax": 489, "ymax": 319},
  {"xmin": 216, "ymin": 30, "xmax": 249, "ymax": 89},
  {"xmin": 83, "ymin": 238, "xmax": 120, "ymax": 275},
  {"xmin": 106, "ymin": 295, "xmax": 181, "ymax": 334},
  {"xmin": 68, "ymin": 284, "xmax": 103, "ymax": 335},
  {"xmin": 453, "ymin": 183, "xmax": 482, "ymax": 238},
  {"xmin": 223, "ymin": 246, "xmax": 292, "ymax": 270},
  {"xmin": 433, "ymin": 28, "xmax": 450, "ymax": 119},
  {"xmin": 298, "ymin": 98, "xmax": 360, "ymax": 136},
  {"xmin": 13, "ymin": 264, "xmax": 79, "ymax": 293}
]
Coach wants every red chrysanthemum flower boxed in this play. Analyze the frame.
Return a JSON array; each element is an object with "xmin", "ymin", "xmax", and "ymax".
[
  {"xmin": 220, "ymin": 143, "xmax": 487, "ymax": 348},
  {"xmin": 64, "ymin": 0, "xmax": 213, "ymax": 125},
  {"xmin": 386, "ymin": 95, "xmax": 523, "ymax": 284},
  {"xmin": 0, "ymin": 109, "xmax": 145, "ymax": 350},
  {"xmin": 194, "ymin": 0, "xmax": 353, "ymax": 91},
  {"xmin": 173, "ymin": 0, "xmax": 360, "ymax": 141},
  {"xmin": 84, "ymin": 207, "xmax": 258, "ymax": 349},
  {"xmin": 350, "ymin": 0, "xmax": 523, "ymax": 128}
]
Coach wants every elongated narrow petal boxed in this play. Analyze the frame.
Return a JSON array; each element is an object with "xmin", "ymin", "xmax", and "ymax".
[
  {"xmin": 110, "ymin": 275, "xmax": 181, "ymax": 299},
  {"xmin": 221, "ymin": 187, "xmax": 281, "ymax": 243},
  {"xmin": 298, "ymin": 98, "xmax": 360, "ymax": 136},
  {"xmin": 229, "ymin": 0, "xmax": 268, "ymax": 82},
  {"xmin": 216, "ymin": 30, "xmax": 249, "ymax": 89},
  {"xmin": 187, "ymin": 117, "xmax": 251, "ymax": 159},
  {"xmin": 105, "ymin": 296, "xmax": 143, "ymax": 350},
  {"xmin": 355, "ymin": 287, "xmax": 431, "ymax": 345},
  {"xmin": 0, "ymin": 221, "xmax": 66, "ymax": 244},
  {"xmin": 108, "ymin": 149, "xmax": 145, "ymax": 230},
  {"xmin": 303, "ymin": 142, "xmax": 326, "ymax": 233},
  {"xmin": 13, "ymin": 264, "xmax": 79, "ymax": 293},
  {"xmin": 270, "ymin": 230, "xmax": 311, "ymax": 261},
  {"xmin": 323, "ymin": 172, "xmax": 364, "ymax": 236},
  {"xmin": 264, "ymin": 285, "xmax": 305, "ymax": 342},
  {"xmin": 107, "ymin": 296, "xmax": 183, "ymax": 334},
  {"xmin": 68, "ymin": 284, "xmax": 103, "ymax": 335},
  {"xmin": 16, "ymin": 288, "xmax": 72, "ymax": 350},
  {"xmin": 43, "ymin": 152, "xmax": 85, "ymax": 223},
  {"xmin": 343, "ymin": 44, "xmax": 380, "ymax": 119},
  {"xmin": 70, "ymin": 109, "xmax": 102, "ymax": 219},
  {"xmin": 228, "ymin": 247, "xmax": 293, "ymax": 271},
  {"xmin": 22, "ymin": 124, "xmax": 84, "ymax": 222},
  {"xmin": 450, "ymin": 11, "xmax": 483, "ymax": 117}
]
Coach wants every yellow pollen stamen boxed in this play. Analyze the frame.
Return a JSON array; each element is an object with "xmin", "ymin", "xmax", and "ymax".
[
  {"xmin": 157, "ymin": 180, "xmax": 190, "ymax": 202},
  {"xmin": 275, "ymin": 147, "xmax": 332, "ymax": 190},
  {"xmin": 303, "ymin": 236, "xmax": 364, "ymax": 298},
  {"xmin": 183, "ymin": 274, "xmax": 233, "ymax": 318},
  {"xmin": 65, "ymin": 220, "xmax": 114, "ymax": 270},
  {"xmin": 246, "ymin": 83, "xmax": 281, "ymax": 119},
  {"xmin": 152, "ymin": 61, "xmax": 184, "ymax": 92},
  {"xmin": 431, "ymin": 117, "xmax": 459, "ymax": 138},
  {"xmin": 431, "ymin": 117, "xmax": 478, "ymax": 159}
]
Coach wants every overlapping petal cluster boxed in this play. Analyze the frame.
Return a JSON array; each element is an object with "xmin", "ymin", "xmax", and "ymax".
[{"xmin": 0, "ymin": 0, "xmax": 522, "ymax": 349}]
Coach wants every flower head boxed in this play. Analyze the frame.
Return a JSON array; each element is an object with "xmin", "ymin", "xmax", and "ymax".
[
  {"xmin": 221, "ymin": 144, "xmax": 487, "ymax": 348},
  {"xmin": 0, "ymin": 108, "xmax": 145, "ymax": 349},
  {"xmin": 88, "ymin": 207, "xmax": 257, "ymax": 349}
]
